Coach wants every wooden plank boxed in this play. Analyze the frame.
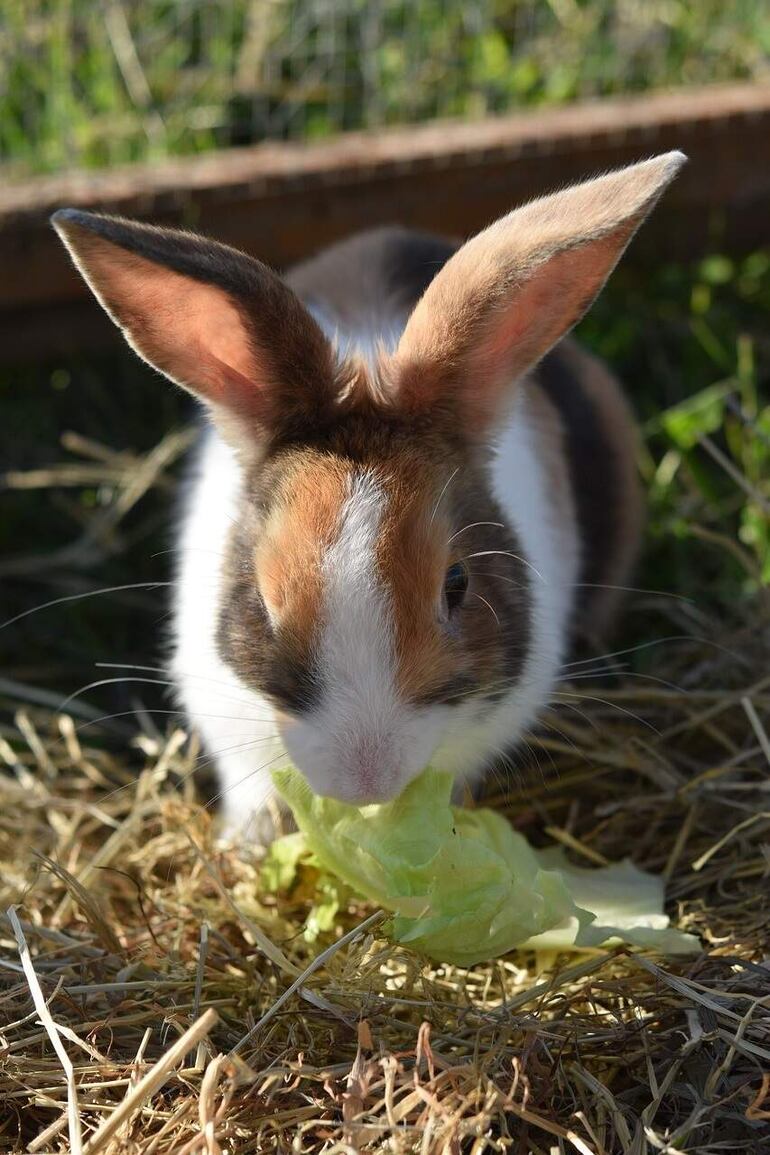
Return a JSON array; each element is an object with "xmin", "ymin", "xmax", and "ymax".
[{"xmin": 2, "ymin": 82, "xmax": 769, "ymax": 363}]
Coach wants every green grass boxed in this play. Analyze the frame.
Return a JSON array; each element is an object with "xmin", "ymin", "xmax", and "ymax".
[
  {"xmin": 2, "ymin": 0, "xmax": 769, "ymax": 176},
  {"xmin": 583, "ymin": 250, "xmax": 770, "ymax": 607}
]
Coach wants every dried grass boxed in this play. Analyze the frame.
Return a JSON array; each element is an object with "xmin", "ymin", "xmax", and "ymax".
[{"xmin": 2, "ymin": 606, "xmax": 770, "ymax": 1153}]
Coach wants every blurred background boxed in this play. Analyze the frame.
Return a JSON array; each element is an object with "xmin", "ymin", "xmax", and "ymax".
[
  {"xmin": 1, "ymin": 1, "xmax": 769, "ymax": 738},
  {"xmin": 3, "ymin": 0, "xmax": 769, "ymax": 175}
]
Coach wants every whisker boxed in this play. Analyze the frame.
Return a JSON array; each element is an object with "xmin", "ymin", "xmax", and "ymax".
[
  {"xmin": 72, "ymin": 709, "xmax": 280, "ymax": 736},
  {"xmin": 1, "ymin": 582, "xmax": 172, "ymax": 632},
  {"xmin": 476, "ymin": 742, "xmax": 517, "ymax": 796},
  {"xmin": 150, "ymin": 547, "xmax": 228, "ymax": 560},
  {"xmin": 447, "ymin": 521, "xmax": 504, "ymax": 544},
  {"xmin": 94, "ymin": 662, "xmax": 276, "ymax": 712},
  {"xmin": 425, "ymin": 673, "xmax": 524, "ymax": 706},
  {"xmin": 58, "ymin": 676, "xmax": 176, "ymax": 711},
  {"xmin": 0, "ymin": 677, "xmax": 117, "ymax": 725},
  {"xmin": 96, "ymin": 662, "xmax": 174, "ymax": 674},
  {"xmin": 561, "ymin": 633, "xmax": 743, "ymax": 671},
  {"xmin": 466, "ymin": 567, "xmax": 692, "ymax": 605},
  {"xmin": 193, "ymin": 736, "xmax": 283, "ymax": 777},
  {"xmin": 91, "ymin": 730, "xmax": 281, "ymax": 807},
  {"xmin": 468, "ymin": 570, "xmax": 526, "ymax": 589},
  {"xmin": 19, "ymin": 708, "xmax": 278, "ymax": 764},
  {"xmin": 462, "ymin": 550, "xmax": 543, "ymax": 582},
  {"xmin": 204, "ymin": 749, "xmax": 288, "ymax": 810},
  {"xmin": 437, "ymin": 658, "xmax": 687, "ymax": 711},
  {"xmin": 518, "ymin": 733, "xmax": 552, "ymax": 786},
  {"xmin": 429, "ymin": 467, "xmax": 460, "ymax": 526},
  {"xmin": 432, "ymin": 662, "xmax": 553, "ymax": 705},
  {"xmin": 468, "ymin": 591, "xmax": 500, "ymax": 626},
  {"xmin": 552, "ymin": 690, "xmax": 660, "ymax": 735},
  {"xmin": 541, "ymin": 700, "xmax": 601, "ymax": 738},
  {"xmin": 559, "ymin": 660, "xmax": 631, "ymax": 676},
  {"xmin": 556, "ymin": 668, "xmax": 688, "ymax": 694},
  {"xmin": 570, "ymin": 582, "xmax": 692, "ymax": 603}
]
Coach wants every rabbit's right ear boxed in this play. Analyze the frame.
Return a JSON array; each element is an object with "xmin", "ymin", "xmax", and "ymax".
[
  {"xmin": 52, "ymin": 210, "xmax": 338, "ymax": 448},
  {"xmin": 390, "ymin": 152, "xmax": 686, "ymax": 435}
]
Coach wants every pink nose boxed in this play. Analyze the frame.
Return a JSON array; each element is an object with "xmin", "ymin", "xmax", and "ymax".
[
  {"xmin": 341, "ymin": 739, "xmax": 396, "ymax": 804},
  {"xmin": 342, "ymin": 779, "xmax": 392, "ymax": 805}
]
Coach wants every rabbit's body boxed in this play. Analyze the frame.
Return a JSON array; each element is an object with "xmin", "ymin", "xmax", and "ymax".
[
  {"xmin": 172, "ymin": 229, "xmax": 641, "ymax": 830},
  {"xmin": 53, "ymin": 152, "xmax": 681, "ymax": 835}
]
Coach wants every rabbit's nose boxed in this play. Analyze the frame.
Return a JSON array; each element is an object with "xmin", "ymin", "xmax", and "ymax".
[{"xmin": 339, "ymin": 736, "xmax": 398, "ymax": 804}]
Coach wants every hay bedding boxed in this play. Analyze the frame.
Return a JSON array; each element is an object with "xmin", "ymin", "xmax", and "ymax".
[{"xmin": 1, "ymin": 605, "xmax": 769, "ymax": 1155}]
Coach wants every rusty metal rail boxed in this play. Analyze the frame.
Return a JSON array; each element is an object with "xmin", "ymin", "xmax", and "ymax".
[{"xmin": 1, "ymin": 82, "xmax": 769, "ymax": 364}]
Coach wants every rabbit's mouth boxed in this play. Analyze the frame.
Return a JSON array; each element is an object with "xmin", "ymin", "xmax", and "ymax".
[{"xmin": 276, "ymin": 700, "xmax": 448, "ymax": 807}]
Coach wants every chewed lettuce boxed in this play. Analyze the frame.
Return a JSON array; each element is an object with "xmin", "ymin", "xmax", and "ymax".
[{"xmin": 269, "ymin": 767, "xmax": 699, "ymax": 966}]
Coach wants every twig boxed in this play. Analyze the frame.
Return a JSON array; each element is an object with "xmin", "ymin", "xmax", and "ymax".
[
  {"xmin": 698, "ymin": 433, "xmax": 770, "ymax": 516},
  {"xmin": 7, "ymin": 905, "xmax": 84, "ymax": 1155},
  {"xmin": 742, "ymin": 696, "xmax": 770, "ymax": 767}
]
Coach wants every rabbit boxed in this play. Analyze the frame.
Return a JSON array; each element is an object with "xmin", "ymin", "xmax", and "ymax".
[{"xmin": 52, "ymin": 150, "xmax": 685, "ymax": 837}]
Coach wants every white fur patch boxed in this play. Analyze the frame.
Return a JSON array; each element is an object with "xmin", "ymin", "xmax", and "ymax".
[
  {"xmin": 280, "ymin": 471, "xmax": 446, "ymax": 802},
  {"xmin": 321, "ymin": 471, "xmax": 395, "ymax": 721},
  {"xmin": 171, "ymin": 430, "xmax": 289, "ymax": 835},
  {"xmin": 306, "ymin": 302, "xmax": 405, "ymax": 373}
]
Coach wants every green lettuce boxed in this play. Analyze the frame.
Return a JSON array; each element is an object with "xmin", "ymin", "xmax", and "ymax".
[{"xmin": 269, "ymin": 767, "xmax": 699, "ymax": 966}]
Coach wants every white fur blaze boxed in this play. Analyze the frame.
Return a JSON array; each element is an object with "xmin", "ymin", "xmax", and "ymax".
[
  {"xmin": 280, "ymin": 470, "xmax": 446, "ymax": 802},
  {"xmin": 321, "ymin": 471, "xmax": 396, "ymax": 726}
]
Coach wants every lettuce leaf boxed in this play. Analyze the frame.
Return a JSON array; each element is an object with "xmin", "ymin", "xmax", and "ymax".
[{"xmin": 270, "ymin": 767, "xmax": 699, "ymax": 966}]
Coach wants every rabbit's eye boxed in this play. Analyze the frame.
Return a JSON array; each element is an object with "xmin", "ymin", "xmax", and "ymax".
[{"xmin": 444, "ymin": 562, "xmax": 469, "ymax": 614}]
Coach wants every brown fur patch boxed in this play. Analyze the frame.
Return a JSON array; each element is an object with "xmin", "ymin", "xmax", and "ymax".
[
  {"xmin": 370, "ymin": 445, "xmax": 531, "ymax": 708},
  {"xmin": 255, "ymin": 453, "xmax": 350, "ymax": 650},
  {"xmin": 374, "ymin": 457, "xmax": 457, "ymax": 702}
]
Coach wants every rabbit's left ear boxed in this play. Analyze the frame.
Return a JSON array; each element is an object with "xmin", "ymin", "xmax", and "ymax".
[
  {"xmin": 390, "ymin": 151, "xmax": 686, "ymax": 433},
  {"xmin": 51, "ymin": 210, "xmax": 338, "ymax": 447}
]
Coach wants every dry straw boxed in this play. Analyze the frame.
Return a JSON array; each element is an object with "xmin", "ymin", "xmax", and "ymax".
[{"xmin": 2, "ymin": 609, "xmax": 769, "ymax": 1153}]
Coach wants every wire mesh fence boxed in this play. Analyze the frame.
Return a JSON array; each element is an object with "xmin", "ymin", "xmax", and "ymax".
[{"xmin": 2, "ymin": 0, "xmax": 768, "ymax": 177}]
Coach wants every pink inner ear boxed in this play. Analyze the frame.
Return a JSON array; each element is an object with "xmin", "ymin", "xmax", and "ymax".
[
  {"xmin": 78, "ymin": 239, "xmax": 270, "ymax": 418},
  {"xmin": 480, "ymin": 240, "xmax": 618, "ymax": 379},
  {"xmin": 452, "ymin": 234, "xmax": 628, "ymax": 432}
]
